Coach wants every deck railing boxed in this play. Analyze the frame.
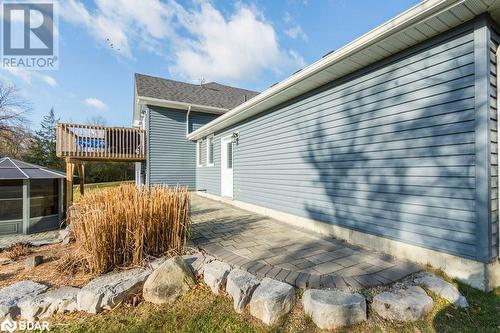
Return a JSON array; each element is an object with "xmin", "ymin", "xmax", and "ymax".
[{"xmin": 56, "ymin": 123, "xmax": 146, "ymax": 161}]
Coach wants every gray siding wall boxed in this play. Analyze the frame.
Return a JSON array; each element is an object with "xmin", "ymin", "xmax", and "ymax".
[
  {"xmin": 148, "ymin": 107, "xmax": 217, "ymax": 189},
  {"xmin": 196, "ymin": 19, "xmax": 495, "ymax": 261},
  {"xmin": 196, "ymin": 137, "xmax": 221, "ymax": 194}
]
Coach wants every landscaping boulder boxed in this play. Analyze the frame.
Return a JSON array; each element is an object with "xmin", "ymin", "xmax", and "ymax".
[
  {"xmin": 143, "ymin": 256, "xmax": 195, "ymax": 304},
  {"xmin": 182, "ymin": 253, "xmax": 205, "ymax": 277},
  {"xmin": 249, "ymin": 277, "xmax": 295, "ymax": 325},
  {"xmin": 0, "ymin": 281, "xmax": 48, "ymax": 319},
  {"xmin": 203, "ymin": 254, "xmax": 216, "ymax": 264},
  {"xmin": 303, "ymin": 289, "xmax": 366, "ymax": 329},
  {"xmin": 19, "ymin": 286, "xmax": 79, "ymax": 321},
  {"xmin": 29, "ymin": 238, "xmax": 60, "ymax": 247},
  {"xmin": 77, "ymin": 268, "xmax": 150, "ymax": 313},
  {"xmin": 226, "ymin": 269, "xmax": 260, "ymax": 313},
  {"xmin": 372, "ymin": 286, "xmax": 433, "ymax": 321},
  {"xmin": 204, "ymin": 260, "xmax": 231, "ymax": 294},
  {"xmin": 25, "ymin": 255, "xmax": 43, "ymax": 270},
  {"xmin": 414, "ymin": 273, "xmax": 468, "ymax": 308},
  {"xmin": 148, "ymin": 257, "xmax": 168, "ymax": 271}
]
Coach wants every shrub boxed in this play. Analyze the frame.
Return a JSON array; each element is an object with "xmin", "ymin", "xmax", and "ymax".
[
  {"xmin": 65, "ymin": 184, "xmax": 190, "ymax": 274},
  {"xmin": 2, "ymin": 242, "xmax": 32, "ymax": 260}
]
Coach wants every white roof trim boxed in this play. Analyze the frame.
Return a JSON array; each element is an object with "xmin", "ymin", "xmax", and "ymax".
[{"xmin": 187, "ymin": 0, "xmax": 500, "ymax": 141}]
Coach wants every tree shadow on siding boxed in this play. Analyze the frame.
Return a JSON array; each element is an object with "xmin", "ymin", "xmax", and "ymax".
[{"xmin": 301, "ymin": 70, "xmax": 477, "ymax": 258}]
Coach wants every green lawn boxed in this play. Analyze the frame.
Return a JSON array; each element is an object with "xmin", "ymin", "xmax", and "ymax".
[
  {"xmin": 49, "ymin": 282, "xmax": 499, "ymax": 333},
  {"xmin": 73, "ymin": 181, "xmax": 133, "ymax": 201}
]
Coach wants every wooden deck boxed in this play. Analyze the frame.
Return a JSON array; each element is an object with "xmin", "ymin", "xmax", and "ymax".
[
  {"xmin": 56, "ymin": 122, "xmax": 146, "ymax": 208},
  {"xmin": 56, "ymin": 123, "xmax": 146, "ymax": 161}
]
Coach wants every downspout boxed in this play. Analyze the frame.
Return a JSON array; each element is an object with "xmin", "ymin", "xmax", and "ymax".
[
  {"xmin": 138, "ymin": 106, "xmax": 147, "ymax": 187},
  {"xmin": 186, "ymin": 105, "xmax": 192, "ymax": 137},
  {"xmin": 144, "ymin": 106, "xmax": 150, "ymax": 187}
]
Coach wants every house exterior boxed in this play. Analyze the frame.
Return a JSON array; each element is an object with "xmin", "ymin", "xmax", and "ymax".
[
  {"xmin": 133, "ymin": 73, "xmax": 258, "ymax": 188},
  {"xmin": 136, "ymin": 0, "xmax": 500, "ymax": 290}
]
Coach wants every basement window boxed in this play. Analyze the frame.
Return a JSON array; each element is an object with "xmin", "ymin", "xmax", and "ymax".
[
  {"xmin": 196, "ymin": 140, "xmax": 202, "ymax": 167},
  {"xmin": 207, "ymin": 136, "xmax": 214, "ymax": 167}
]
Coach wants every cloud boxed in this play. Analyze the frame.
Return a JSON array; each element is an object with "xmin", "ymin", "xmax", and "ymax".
[
  {"xmin": 61, "ymin": 0, "xmax": 304, "ymax": 84},
  {"xmin": 2, "ymin": 67, "xmax": 33, "ymax": 84},
  {"xmin": 283, "ymin": 12, "xmax": 293, "ymax": 23},
  {"xmin": 285, "ymin": 25, "xmax": 308, "ymax": 41},
  {"xmin": 1, "ymin": 67, "xmax": 57, "ymax": 87},
  {"xmin": 41, "ymin": 75, "xmax": 57, "ymax": 87},
  {"xmin": 85, "ymin": 98, "xmax": 107, "ymax": 110},
  {"xmin": 288, "ymin": 50, "xmax": 306, "ymax": 68},
  {"xmin": 60, "ymin": 0, "xmax": 175, "ymax": 57},
  {"xmin": 171, "ymin": 3, "xmax": 293, "ymax": 84},
  {"xmin": 282, "ymin": 12, "xmax": 308, "ymax": 41}
]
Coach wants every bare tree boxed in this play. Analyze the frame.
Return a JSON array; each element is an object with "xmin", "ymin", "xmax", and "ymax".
[
  {"xmin": 86, "ymin": 115, "xmax": 107, "ymax": 126},
  {"xmin": 0, "ymin": 82, "xmax": 31, "ymax": 157},
  {"xmin": 0, "ymin": 82, "xmax": 31, "ymax": 141},
  {"xmin": 0, "ymin": 127, "xmax": 32, "ymax": 158}
]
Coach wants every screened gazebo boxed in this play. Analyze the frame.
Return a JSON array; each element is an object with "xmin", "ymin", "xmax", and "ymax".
[{"xmin": 0, "ymin": 157, "xmax": 65, "ymax": 235}]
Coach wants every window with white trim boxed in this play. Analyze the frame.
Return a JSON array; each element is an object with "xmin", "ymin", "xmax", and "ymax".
[
  {"xmin": 196, "ymin": 140, "xmax": 202, "ymax": 167},
  {"xmin": 206, "ymin": 136, "xmax": 214, "ymax": 166}
]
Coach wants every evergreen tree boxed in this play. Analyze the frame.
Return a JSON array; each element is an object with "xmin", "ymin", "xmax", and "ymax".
[{"xmin": 27, "ymin": 108, "xmax": 63, "ymax": 170}]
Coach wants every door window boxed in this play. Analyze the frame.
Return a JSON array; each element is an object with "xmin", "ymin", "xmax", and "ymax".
[
  {"xmin": 207, "ymin": 136, "xmax": 214, "ymax": 166},
  {"xmin": 227, "ymin": 142, "xmax": 233, "ymax": 169}
]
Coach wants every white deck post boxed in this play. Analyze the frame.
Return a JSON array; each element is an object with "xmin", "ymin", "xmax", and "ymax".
[{"xmin": 135, "ymin": 162, "xmax": 143, "ymax": 186}]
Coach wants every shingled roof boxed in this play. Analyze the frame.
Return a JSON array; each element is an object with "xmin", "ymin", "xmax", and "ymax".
[{"xmin": 135, "ymin": 73, "xmax": 259, "ymax": 110}]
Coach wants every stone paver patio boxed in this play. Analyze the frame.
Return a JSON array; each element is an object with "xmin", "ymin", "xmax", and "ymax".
[{"xmin": 191, "ymin": 194, "xmax": 421, "ymax": 290}]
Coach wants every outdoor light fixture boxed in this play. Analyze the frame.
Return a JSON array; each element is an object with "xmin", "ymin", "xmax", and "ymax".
[{"xmin": 231, "ymin": 131, "xmax": 239, "ymax": 143}]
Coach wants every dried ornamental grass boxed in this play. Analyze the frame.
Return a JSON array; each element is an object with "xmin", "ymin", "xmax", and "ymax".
[
  {"xmin": 2, "ymin": 242, "xmax": 32, "ymax": 260},
  {"xmin": 64, "ymin": 184, "xmax": 190, "ymax": 275}
]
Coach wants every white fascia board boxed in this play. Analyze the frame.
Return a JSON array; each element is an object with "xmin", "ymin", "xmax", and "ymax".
[
  {"xmin": 136, "ymin": 96, "xmax": 228, "ymax": 115},
  {"xmin": 187, "ymin": 0, "xmax": 464, "ymax": 141}
]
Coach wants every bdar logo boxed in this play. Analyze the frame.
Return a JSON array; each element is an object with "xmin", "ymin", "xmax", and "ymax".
[{"xmin": 0, "ymin": 318, "xmax": 17, "ymax": 333}]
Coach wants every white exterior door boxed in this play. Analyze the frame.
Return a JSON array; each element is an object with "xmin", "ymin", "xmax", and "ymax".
[{"xmin": 221, "ymin": 136, "xmax": 234, "ymax": 198}]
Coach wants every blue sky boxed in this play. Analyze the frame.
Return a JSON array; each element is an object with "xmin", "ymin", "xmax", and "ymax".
[{"xmin": 2, "ymin": 0, "xmax": 420, "ymax": 129}]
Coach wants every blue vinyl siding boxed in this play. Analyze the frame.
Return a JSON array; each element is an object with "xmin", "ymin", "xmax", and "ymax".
[
  {"xmin": 196, "ymin": 20, "xmax": 493, "ymax": 260},
  {"xmin": 147, "ymin": 107, "xmax": 217, "ymax": 189},
  {"xmin": 196, "ymin": 137, "xmax": 221, "ymax": 194},
  {"xmin": 189, "ymin": 112, "xmax": 219, "ymax": 134}
]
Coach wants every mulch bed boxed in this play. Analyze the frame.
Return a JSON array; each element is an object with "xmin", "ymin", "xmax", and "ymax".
[{"xmin": 0, "ymin": 243, "xmax": 92, "ymax": 289}]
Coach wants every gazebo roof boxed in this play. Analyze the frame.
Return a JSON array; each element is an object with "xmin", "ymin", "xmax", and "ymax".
[{"xmin": 0, "ymin": 157, "xmax": 65, "ymax": 180}]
